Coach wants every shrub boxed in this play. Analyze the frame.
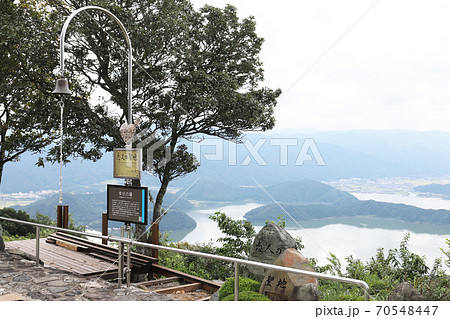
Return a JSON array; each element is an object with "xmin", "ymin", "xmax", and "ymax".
[
  {"xmin": 218, "ymin": 276, "xmax": 261, "ymax": 300},
  {"xmin": 0, "ymin": 208, "xmax": 34, "ymax": 237},
  {"xmin": 222, "ymin": 291, "xmax": 271, "ymax": 301}
]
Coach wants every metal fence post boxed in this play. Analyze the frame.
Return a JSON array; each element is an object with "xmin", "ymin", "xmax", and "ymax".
[
  {"xmin": 117, "ymin": 226, "xmax": 124, "ymax": 288},
  {"xmin": 126, "ymin": 224, "xmax": 131, "ymax": 287},
  {"xmin": 234, "ymin": 262, "xmax": 239, "ymax": 301},
  {"xmin": 35, "ymin": 225, "xmax": 40, "ymax": 267},
  {"xmin": 0, "ymin": 216, "xmax": 372, "ymax": 300}
]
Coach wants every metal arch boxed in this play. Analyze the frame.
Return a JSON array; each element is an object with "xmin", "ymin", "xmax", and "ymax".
[{"xmin": 58, "ymin": 6, "xmax": 133, "ymax": 124}]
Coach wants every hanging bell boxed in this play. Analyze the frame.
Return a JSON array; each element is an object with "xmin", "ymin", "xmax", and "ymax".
[{"xmin": 52, "ymin": 78, "xmax": 72, "ymax": 95}]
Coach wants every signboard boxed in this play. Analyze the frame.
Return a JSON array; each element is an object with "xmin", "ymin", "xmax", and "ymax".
[
  {"xmin": 113, "ymin": 148, "xmax": 142, "ymax": 179},
  {"xmin": 107, "ymin": 185, "xmax": 148, "ymax": 225}
]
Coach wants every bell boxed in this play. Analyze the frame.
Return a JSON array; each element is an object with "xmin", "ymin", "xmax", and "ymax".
[{"xmin": 52, "ymin": 78, "xmax": 72, "ymax": 95}]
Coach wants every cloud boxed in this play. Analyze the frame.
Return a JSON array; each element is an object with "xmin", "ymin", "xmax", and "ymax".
[{"xmin": 192, "ymin": 0, "xmax": 450, "ymax": 131}]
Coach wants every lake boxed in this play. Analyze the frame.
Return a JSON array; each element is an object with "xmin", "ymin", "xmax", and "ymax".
[{"xmin": 178, "ymin": 195, "xmax": 450, "ymax": 269}]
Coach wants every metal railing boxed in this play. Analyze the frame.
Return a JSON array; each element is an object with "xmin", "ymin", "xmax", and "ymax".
[{"xmin": 0, "ymin": 216, "xmax": 370, "ymax": 301}]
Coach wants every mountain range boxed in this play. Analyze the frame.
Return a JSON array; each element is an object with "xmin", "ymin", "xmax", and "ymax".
[
  {"xmin": 10, "ymin": 191, "xmax": 196, "ymax": 232},
  {"xmin": 6, "ymin": 179, "xmax": 450, "ymax": 235},
  {"xmin": 1, "ymin": 129, "xmax": 450, "ymax": 193}
]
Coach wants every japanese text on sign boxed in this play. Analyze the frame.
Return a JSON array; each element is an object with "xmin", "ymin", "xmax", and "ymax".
[{"xmin": 113, "ymin": 148, "xmax": 142, "ymax": 179}]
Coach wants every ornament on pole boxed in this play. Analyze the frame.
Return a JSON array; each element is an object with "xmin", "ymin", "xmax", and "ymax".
[{"xmin": 120, "ymin": 118, "xmax": 141, "ymax": 146}]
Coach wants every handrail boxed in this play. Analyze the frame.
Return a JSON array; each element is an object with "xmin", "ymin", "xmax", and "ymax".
[{"xmin": 0, "ymin": 216, "xmax": 370, "ymax": 300}]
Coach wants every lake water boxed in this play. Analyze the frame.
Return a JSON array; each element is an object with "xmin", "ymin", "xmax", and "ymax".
[{"xmin": 179, "ymin": 195, "xmax": 450, "ymax": 270}]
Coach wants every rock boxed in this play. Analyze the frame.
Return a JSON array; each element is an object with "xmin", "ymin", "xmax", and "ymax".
[
  {"xmin": 296, "ymin": 283, "xmax": 320, "ymax": 301},
  {"xmin": 47, "ymin": 280, "xmax": 69, "ymax": 287},
  {"xmin": 209, "ymin": 289, "xmax": 220, "ymax": 301},
  {"xmin": 6, "ymin": 247, "xmax": 43, "ymax": 265},
  {"xmin": 33, "ymin": 276, "xmax": 60, "ymax": 284},
  {"xmin": 27, "ymin": 291, "xmax": 53, "ymax": 301},
  {"xmin": 245, "ymin": 223, "xmax": 297, "ymax": 281},
  {"xmin": 260, "ymin": 248, "xmax": 319, "ymax": 301},
  {"xmin": 388, "ymin": 282, "xmax": 425, "ymax": 301},
  {"xmin": 13, "ymin": 275, "xmax": 32, "ymax": 282},
  {"xmin": 48, "ymin": 286, "xmax": 70, "ymax": 294},
  {"xmin": 0, "ymin": 224, "xmax": 5, "ymax": 252}
]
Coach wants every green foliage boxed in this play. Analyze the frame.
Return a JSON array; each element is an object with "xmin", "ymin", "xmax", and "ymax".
[
  {"xmin": 0, "ymin": 207, "xmax": 85, "ymax": 240},
  {"xmin": 0, "ymin": 207, "xmax": 34, "ymax": 237},
  {"xmin": 313, "ymin": 233, "xmax": 449, "ymax": 301},
  {"xmin": 265, "ymin": 214, "xmax": 286, "ymax": 228},
  {"xmin": 222, "ymin": 291, "xmax": 271, "ymax": 301},
  {"xmin": 159, "ymin": 239, "xmax": 234, "ymax": 280},
  {"xmin": 416, "ymin": 273, "xmax": 450, "ymax": 301},
  {"xmin": 3, "ymin": 235, "xmax": 30, "ymax": 242},
  {"xmin": 158, "ymin": 216, "xmax": 448, "ymax": 301},
  {"xmin": 441, "ymin": 239, "xmax": 450, "ymax": 268},
  {"xmin": 218, "ymin": 276, "xmax": 261, "ymax": 301},
  {"xmin": 34, "ymin": 213, "xmax": 56, "ymax": 238},
  {"xmin": 55, "ymin": 0, "xmax": 280, "ymax": 226},
  {"xmin": 390, "ymin": 233, "xmax": 429, "ymax": 282},
  {"xmin": 0, "ymin": 0, "xmax": 119, "ymax": 186},
  {"xmin": 209, "ymin": 211, "xmax": 256, "ymax": 258},
  {"xmin": 159, "ymin": 212, "xmax": 305, "ymax": 280}
]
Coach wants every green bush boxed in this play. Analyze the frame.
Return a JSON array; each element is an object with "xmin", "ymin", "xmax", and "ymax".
[
  {"xmin": 159, "ymin": 239, "xmax": 235, "ymax": 280},
  {"xmin": 0, "ymin": 208, "xmax": 34, "ymax": 237},
  {"xmin": 222, "ymin": 291, "xmax": 271, "ymax": 301},
  {"xmin": 218, "ymin": 276, "xmax": 261, "ymax": 301}
]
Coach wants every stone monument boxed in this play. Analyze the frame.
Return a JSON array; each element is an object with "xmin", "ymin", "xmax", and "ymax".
[
  {"xmin": 388, "ymin": 282, "xmax": 425, "ymax": 301},
  {"xmin": 260, "ymin": 248, "xmax": 319, "ymax": 301},
  {"xmin": 245, "ymin": 222, "xmax": 297, "ymax": 281}
]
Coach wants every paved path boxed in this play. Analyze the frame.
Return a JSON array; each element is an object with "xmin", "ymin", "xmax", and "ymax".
[{"xmin": 0, "ymin": 250, "xmax": 176, "ymax": 301}]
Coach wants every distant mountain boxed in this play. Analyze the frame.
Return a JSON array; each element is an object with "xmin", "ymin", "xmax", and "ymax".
[
  {"xmin": 415, "ymin": 183, "xmax": 450, "ymax": 197},
  {"xmin": 179, "ymin": 180, "xmax": 249, "ymax": 202},
  {"xmin": 179, "ymin": 179, "xmax": 357, "ymax": 205},
  {"xmin": 165, "ymin": 130, "xmax": 450, "ymax": 188},
  {"xmin": 9, "ymin": 191, "xmax": 196, "ymax": 231},
  {"xmin": 252, "ymin": 180, "xmax": 357, "ymax": 204},
  {"xmin": 2, "ymin": 130, "xmax": 450, "ymax": 192},
  {"xmin": 10, "ymin": 192, "xmax": 106, "ymax": 228},
  {"xmin": 244, "ymin": 200, "xmax": 450, "ymax": 225},
  {"xmin": 160, "ymin": 208, "xmax": 196, "ymax": 232}
]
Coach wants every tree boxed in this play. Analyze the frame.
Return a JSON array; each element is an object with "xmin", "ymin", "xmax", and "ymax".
[
  {"xmin": 0, "ymin": 0, "xmax": 57, "ymax": 184},
  {"xmin": 441, "ymin": 239, "xmax": 450, "ymax": 268},
  {"xmin": 49, "ymin": 0, "xmax": 281, "ymax": 251},
  {"xmin": 209, "ymin": 211, "xmax": 256, "ymax": 258},
  {"xmin": 0, "ymin": 0, "xmax": 120, "ymax": 186}
]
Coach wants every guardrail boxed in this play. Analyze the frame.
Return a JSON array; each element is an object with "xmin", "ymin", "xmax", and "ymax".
[{"xmin": 0, "ymin": 216, "xmax": 370, "ymax": 301}]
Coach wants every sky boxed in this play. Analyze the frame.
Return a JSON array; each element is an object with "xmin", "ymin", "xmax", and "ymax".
[{"xmin": 190, "ymin": 0, "xmax": 450, "ymax": 132}]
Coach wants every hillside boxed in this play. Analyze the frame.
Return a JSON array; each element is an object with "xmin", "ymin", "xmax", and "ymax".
[
  {"xmin": 10, "ymin": 192, "xmax": 106, "ymax": 228},
  {"xmin": 160, "ymin": 208, "xmax": 196, "ymax": 232},
  {"xmin": 179, "ymin": 179, "xmax": 357, "ymax": 204},
  {"xmin": 415, "ymin": 183, "xmax": 450, "ymax": 197},
  {"xmin": 9, "ymin": 191, "xmax": 196, "ymax": 231},
  {"xmin": 244, "ymin": 200, "xmax": 450, "ymax": 225}
]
